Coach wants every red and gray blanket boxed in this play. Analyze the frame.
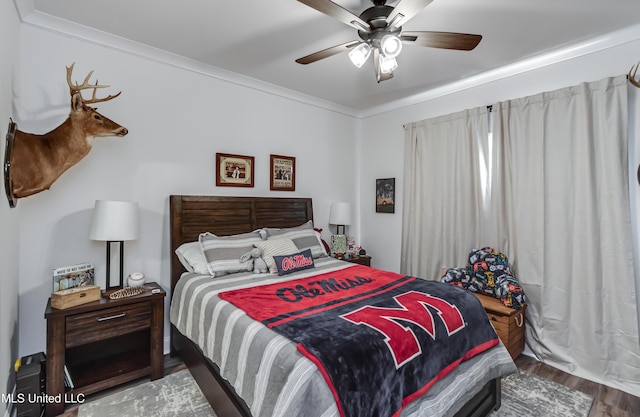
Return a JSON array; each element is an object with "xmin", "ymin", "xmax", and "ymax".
[{"xmin": 219, "ymin": 265, "xmax": 498, "ymax": 417}]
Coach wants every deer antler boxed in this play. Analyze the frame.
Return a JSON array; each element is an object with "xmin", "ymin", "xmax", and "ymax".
[
  {"xmin": 66, "ymin": 62, "xmax": 121, "ymax": 104},
  {"xmin": 629, "ymin": 61, "xmax": 640, "ymax": 89}
]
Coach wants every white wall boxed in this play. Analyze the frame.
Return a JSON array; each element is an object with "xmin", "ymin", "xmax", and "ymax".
[
  {"xmin": 14, "ymin": 7, "xmax": 640, "ymax": 387},
  {"xmin": 16, "ymin": 26, "xmax": 359, "ymax": 357},
  {"xmin": 0, "ymin": 0, "xmax": 22, "ymax": 402},
  {"xmin": 360, "ymin": 34, "xmax": 640, "ymax": 274}
]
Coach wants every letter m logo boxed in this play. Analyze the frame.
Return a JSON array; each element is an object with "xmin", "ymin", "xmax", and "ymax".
[{"xmin": 341, "ymin": 291, "xmax": 465, "ymax": 368}]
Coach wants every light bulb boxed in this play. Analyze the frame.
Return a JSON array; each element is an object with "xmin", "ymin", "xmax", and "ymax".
[{"xmin": 380, "ymin": 35, "xmax": 402, "ymax": 58}]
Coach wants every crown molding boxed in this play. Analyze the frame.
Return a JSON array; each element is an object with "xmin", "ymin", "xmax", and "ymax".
[
  {"xmin": 17, "ymin": 2, "xmax": 640, "ymax": 120},
  {"xmin": 13, "ymin": 0, "xmax": 34, "ymax": 20},
  {"xmin": 359, "ymin": 23, "xmax": 640, "ymax": 118},
  {"xmin": 18, "ymin": 8, "xmax": 361, "ymax": 118}
]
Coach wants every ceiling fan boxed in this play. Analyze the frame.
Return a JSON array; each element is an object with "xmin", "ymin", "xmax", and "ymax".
[{"xmin": 295, "ymin": 0, "xmax": 482, "ymax": 82}]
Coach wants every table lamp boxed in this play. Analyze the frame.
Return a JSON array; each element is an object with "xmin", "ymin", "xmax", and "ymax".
[
  {"xmin": 89, "ymin": 200, "xmax": 139, "ymax": 290},
  {"xmin": 329, "ymin": 202, "xmax": 351, "ymax": 255}
]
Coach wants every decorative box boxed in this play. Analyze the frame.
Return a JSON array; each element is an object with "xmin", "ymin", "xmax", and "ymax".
[
  {"xmin": 474, "ymin": 293, "xmax": 527, "ymax": 359},
  {"xmin": 331, "ymin": 234, "xmax": 348, "ymax": 254},
  {"xmin": 51, "ymin": 285, "xmax": 101, "ymax": 309}
]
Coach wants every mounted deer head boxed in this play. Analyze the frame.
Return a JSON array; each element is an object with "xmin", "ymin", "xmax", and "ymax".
[{"xmin": 4, "ymin": 63, "xmax": 127, "ymax": 207}]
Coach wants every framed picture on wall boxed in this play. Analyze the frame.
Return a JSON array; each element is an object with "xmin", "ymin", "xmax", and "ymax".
[
  {"xmin": 215, "ymin": 153, "xmax": 255, "ymax": 187},
  {"xmin": 270, "ymin": 154, "xmax": 296, "ymax": 191},
  {"xmin": 376, "ymin": 178, "xmax": 395, "ymax": 213}
]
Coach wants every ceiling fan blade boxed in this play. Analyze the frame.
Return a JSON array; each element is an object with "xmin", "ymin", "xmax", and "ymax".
[
  {"xmin": 373, "ymin": 48, "xmax": 394, "ymax": 83},
  {"xmin": 298, "ymin": 0, "xmax": 370, "ymax": 31},
  {"xmin": 386, "ymin": 0, "xmax": 434, "ymax": 28},
  {"xmin": 295, "ymin": 40, "xmax": 360, "ymax": 65},
  {"xmin": 400, "ymin": 31, "xmax": 482, "ymax": 51}
]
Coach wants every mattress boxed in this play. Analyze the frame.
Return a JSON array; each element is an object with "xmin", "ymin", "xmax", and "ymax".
[{"xmin": 170, "ymin": 257, "xmax": 517, "ymax": 417}]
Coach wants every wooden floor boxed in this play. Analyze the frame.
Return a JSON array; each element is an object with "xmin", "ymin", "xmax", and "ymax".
[
  {"xmin": 59, "ymin": 354, "xmax": 638, "ymax": 417},
  {"xmin": 514, "ymin": 355, "xmax": 640, "ymax": 417}
]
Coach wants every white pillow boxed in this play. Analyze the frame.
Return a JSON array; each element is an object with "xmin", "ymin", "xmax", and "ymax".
[
  {"xmin": 175, "ymin": 242, "xmax": 210, "ymax": 275},
  {"xmin": 254, "ymin": 238, "xmax": 300, "ymax": 274}
]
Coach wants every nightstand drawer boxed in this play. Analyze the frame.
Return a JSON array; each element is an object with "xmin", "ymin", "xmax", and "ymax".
[{"xmin": 65, "ymin": 302, "xmax": 152, "ymax": 348}]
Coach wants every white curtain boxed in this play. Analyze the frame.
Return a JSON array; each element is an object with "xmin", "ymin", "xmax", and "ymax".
[
  {"xmin": 493, "ymin": 75, "xmax": 640, "ymax": 396},
  {"xmin": 401, "ymin": 107, "xmax": 494, "ymax": 279},
  {"xmin": 628, "ymin": 83, "xmax": 640, "ymax": 340},
  {"xmin": 401, "ymin": 75, "xmax": 640, "ymax": 396}
]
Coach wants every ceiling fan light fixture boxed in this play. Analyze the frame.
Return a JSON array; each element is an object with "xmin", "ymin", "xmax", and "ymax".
[
  {"xmin": 348, "ymin": 42, "xmax": 372, "ymax": 68},
  {"xmin": 380, "ymin": 34, "xmax": 403, "ymax": 58},
  {"xmin": 294, "ymin": 0, "xmax": 483, "ymax": 83},
  {"xmin": 379, "ymin": 55, "xmax": 397, "ymax": 74}
]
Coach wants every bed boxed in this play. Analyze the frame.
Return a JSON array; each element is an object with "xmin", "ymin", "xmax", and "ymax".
[{"xmin": 169, "ymin": 195, "xmax": 516, "ymax": 417}]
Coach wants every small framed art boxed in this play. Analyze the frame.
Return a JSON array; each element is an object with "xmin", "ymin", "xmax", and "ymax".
[
  {"xmin": 376, "ymin": 178, "xmax": 395, "ymax": 213},
  {"xmin": 215, "ymin": 153, "xmax": 254, "ymax": 187},
  {"xmin": 270, "ymin": 154, "xmax": 296, "ymax": 191}
]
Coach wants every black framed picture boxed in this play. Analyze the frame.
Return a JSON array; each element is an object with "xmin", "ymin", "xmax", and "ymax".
[{"xmin": 376, "ymin": 178, "xmax": 395, "ymax": 213}]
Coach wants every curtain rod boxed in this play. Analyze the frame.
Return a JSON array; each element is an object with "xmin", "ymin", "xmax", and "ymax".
[{"xmin": 402, "ymin": 104, "xmax": 494, "ymax": 129}]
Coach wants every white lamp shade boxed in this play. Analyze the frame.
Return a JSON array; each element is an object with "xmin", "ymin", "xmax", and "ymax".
[
  {"xmin": 329, "ymin": 202, "xmax": 351, "ymax": 226},
  {"xmin": 379, "ymin": 55, "xmax": 398, "ymax": 74},
  {"xmin": 89, "ymin": 200, "xmax": 139, "ymax": 241}
]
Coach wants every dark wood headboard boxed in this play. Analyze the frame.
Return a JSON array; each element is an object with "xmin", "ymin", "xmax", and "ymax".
[{"xmin": 169, "ymin": 195, "xmax": 314, "ymax": 295}]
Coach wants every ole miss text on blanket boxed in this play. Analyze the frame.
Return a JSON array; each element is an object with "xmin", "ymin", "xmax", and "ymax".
[{"xmin": 219, "ymin": 264, "xmax": 499, "ymax": 417}]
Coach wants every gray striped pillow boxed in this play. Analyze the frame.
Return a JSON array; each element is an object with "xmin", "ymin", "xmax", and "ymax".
[
  {"xmin": 254, "ymin": 238, "xmax": 300, "ymax": 274},
  {"xmin": 199, "ymin": 231, "xmax": 263, "ymax": 277},
  {"xmin": 264, "ymin": 220, "xmax": 328, "ymax": 259}
]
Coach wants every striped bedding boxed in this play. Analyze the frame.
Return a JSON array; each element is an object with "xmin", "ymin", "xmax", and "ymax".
[{"xmin": 170, "ymin": 257, "xmax": 517, "ymax": 417}]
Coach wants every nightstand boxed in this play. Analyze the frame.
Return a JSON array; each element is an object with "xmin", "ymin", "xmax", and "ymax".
[
  {"xmin": 44, "ymin": 282, "xmax": 165, "ymax": 416},
  {"xmin": 346, "ymin": 255, "xmax": 371, "ymax": 267}
]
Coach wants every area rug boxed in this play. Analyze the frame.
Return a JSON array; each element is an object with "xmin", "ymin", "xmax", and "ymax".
[
  {"xmin": 77, "ymin": 369, "xmax": 216, "ymax": 417},
  {"xmin": 78, "ymin": 369, "xmax": 593, "ymax": 417},
  {"xmin": 490, "ymin": 371, "xmax": 594, "ymax": 417}
]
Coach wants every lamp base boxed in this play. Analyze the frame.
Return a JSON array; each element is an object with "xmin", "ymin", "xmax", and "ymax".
[{"xmin": 105, "ymin": 240, "xmax": 126, "ymax": 291}]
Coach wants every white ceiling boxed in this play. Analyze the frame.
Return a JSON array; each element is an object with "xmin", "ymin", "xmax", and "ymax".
[{"xmin": 18, "ymin": 0, "xmax": 640, "ymax": 115}]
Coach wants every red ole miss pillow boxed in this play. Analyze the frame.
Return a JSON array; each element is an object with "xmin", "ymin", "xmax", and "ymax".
[{"xmin": 273, "ymin": 249, "xmax": 315, "ymax": 276}]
